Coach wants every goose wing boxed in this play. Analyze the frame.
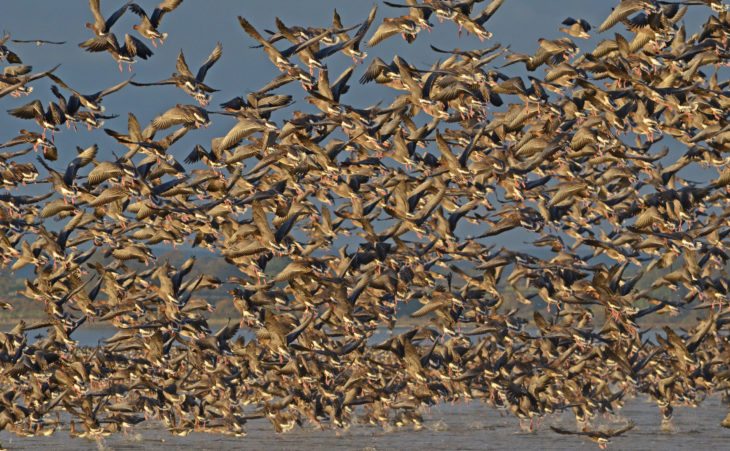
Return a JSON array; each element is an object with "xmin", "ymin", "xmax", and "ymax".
[
  {"xmin": 196, "ymin": 41, "xmax": 222, "ymax": 82},
  {"xmin": 104, "ymin": 1, "xmax": 131, "ymax": 32},
  {"xmin": 124, "ymin": 33, "xmax": 153, "ymax": 58},
  {"xmin": 367, "ymin": 19, "xmax": 403, "ymax": 47},
  {"xmin": 93, "ymin": 77, "xmax": 131, "ymax": 100},
  {"xmin": 599, "ymin": 0, "xmax": 647, "ymax": 32},
  {"xmin": 8, "ymin": 100, "xmax": 43, "ymax": 119},
  {"xmin": 88, "ymin": 0, "xmax": 107, "ymax": 31},
  {"xmin": 217, "ymin": 119, "xmax": 264, "ymax": 151},
  {"xmin": 150, "ymin": 0, "xmax": 184, "ymax": 27}
]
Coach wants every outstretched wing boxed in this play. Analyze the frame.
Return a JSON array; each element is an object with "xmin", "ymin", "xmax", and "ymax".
[
  {"xmin": 79, "ymin": 34, "xmax": 116, "ymax": 52},
  {"xmin": 184, "ymin": 144, "xmax": 207, "ymax": 164},
  {"xmin": 151, "ymin": 0, "xmax": 184, "ymax": 27},
  {"xmin": 598, "ymin": 0, "xmax": 645, "ymax": 32},
  {"xmin": 125, "ymin": 34, "xmax": 153, "ymax": 59},
  {"xmin": 11, "ymin": 39, "xmax": 66, "ymax": 45},
  {"xmin": 176, "ymin": 50, "xmax": 195, "ymax": 78},
  {"xmin": 151, "ymin": 106, "xmax": 184, "ymax": 130},
  {"xmin": 46, "ymin": 73, "xmax": 80, "ymax": 98},
  {"xmin": 8, "ymin": 100, "xmax": 43, "ymax": 119},
  {"xmin": 105, "ymin": 1, "xmax": 131, "ymax": 31},
  {"xmin": 196, "ymin": 42, "xmax": 222, "ymax": 82},
  {"xmin": 94, "ymin": 77, "xmax": 131, "ymax": 100},
  {"xmin": 550, "ymin": 426, "xmax": 583, "ymax": 436},
  {"xmin": 367, "ymin": 20, "xmax": 401, "ymax": 47},
  {"xmin": 88, "ymin": 0, "xmax": 106, "ymax": 30},
  {"xmin": 474, "ymin": 0, "xmax": 506, "ymax": 26},
  {"xmin": 610, "ymin": 421, "xmax": 635, "ymax": 436}
]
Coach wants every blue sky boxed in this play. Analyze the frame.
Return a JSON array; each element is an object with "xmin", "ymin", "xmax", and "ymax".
[
  {"xmin": 0, "ymin": 1, "xmax": 723, "ymax": 249},
  {"xmin": 4, "ymin": 0, "xmax": 709, "ymax": 155}
]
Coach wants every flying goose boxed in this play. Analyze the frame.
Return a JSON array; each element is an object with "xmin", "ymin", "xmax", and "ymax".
[
  {"xmin": 7, "ymin": 100, "xmax": 66, "ymax": 141},
  {"xmin": 150, "ymin": 104, "xmax": 210, "ymax": 131},
  {"xmin": 550, "ymin": 421, "xmax": 635, "ymax": 449},
  {"xmin": 80, "ymin": 33, "xmax": 153, "ymax": 72},
  {"xmin": 0, "ymin": 33, "xmax": 22, "ymax": 63},
  {"xmin": 129, "ymin": 0, "xmax": 185, "ymax": 47},
  {"xmin": 367, "ymin": 16, "xmax": 420, "ymax": 47},
  {"xmin": 84, "ymin": 0, "xmax": 131, "ymax": 37},
  {"xmin": 47, "ymin": 73, "xmax": 130, "ymax": 112},
  {"xmin": 131, "ymin": 42, "xmax": 222, "ymax": 105}
]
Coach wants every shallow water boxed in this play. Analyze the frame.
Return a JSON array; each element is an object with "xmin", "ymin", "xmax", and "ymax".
[
  {"xmin": 2, "ymin": 396, "xmax": 728, "ymax": 450},
  {"xmin": 7, "ymin": 328, "xmax": 729, "ymax": 449}
]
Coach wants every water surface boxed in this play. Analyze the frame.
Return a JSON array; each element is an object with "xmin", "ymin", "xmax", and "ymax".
[{"xmin": 2, "ymin": 396, "xmax": 728, "ymax": 450}]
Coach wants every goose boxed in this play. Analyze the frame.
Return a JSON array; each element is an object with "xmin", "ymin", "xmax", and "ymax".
[
  {"xmin": 131, "ymin": 42, "xmax": 222, "ymax": 105},
  {"xmin": 129, "ymin": 0, "xmax": 184, "ymax": 47}
]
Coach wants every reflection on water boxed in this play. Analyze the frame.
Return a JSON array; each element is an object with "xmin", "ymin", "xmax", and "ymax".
[
  {"xmin": 1, "ymin": 396, "xmax": 728, "ymax": 450},
  {"xmin": 7, "ymin": 327, "xmax": 728, "ymax": 450}
]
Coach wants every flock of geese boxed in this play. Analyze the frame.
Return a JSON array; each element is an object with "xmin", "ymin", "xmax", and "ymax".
[{"xmin": 1, "ymin": 0, "xmax": 730, "ymax": 447}]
